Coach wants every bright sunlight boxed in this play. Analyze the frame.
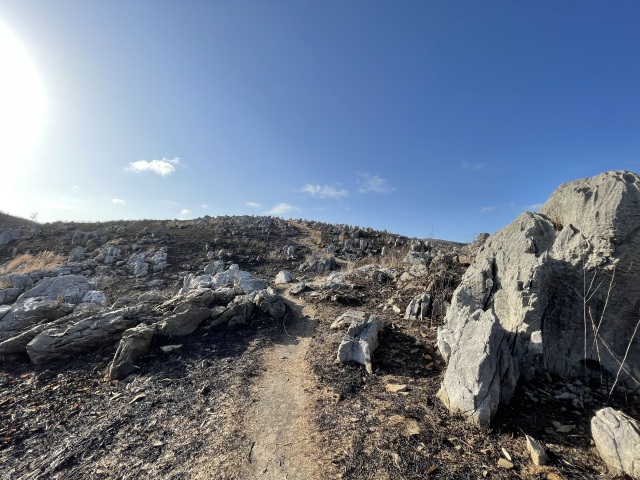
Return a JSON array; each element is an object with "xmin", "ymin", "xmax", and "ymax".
[{"xmin": 0, "ymin": 22, "xmax": 44, "ymax": 168}]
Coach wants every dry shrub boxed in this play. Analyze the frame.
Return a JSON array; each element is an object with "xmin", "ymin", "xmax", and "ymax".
[{"xmin": 0, "ymin": 251, "xmax": 65, "ymax": 275}]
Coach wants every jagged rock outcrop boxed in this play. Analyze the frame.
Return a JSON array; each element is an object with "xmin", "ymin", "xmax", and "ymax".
[
  {"xmin": 438, "ymin": 171, "xmax": 640, "ymax": 426},
  {"xmin": 437, "ymin": 310, "xmax": 518, "ymax": 428},
  {"xmin": 591, "ymin": 407, "xmax": 640, "ymax": 478},
  {"xmin": 404, "ymin": 293, "xmax": 431, "ymax": 321},
  {"xmin": 337, "ymin": 314, "xmax": 385, "ymax": 374},
  {"xmin": 26, "ymin": 306, "xmax": 144, "ymax": 364},
  {"xmin": 107, "ymin": 324, "xmax": 156, "ymax": 380},
  {"xmin": 156, "ymin": 303, "xmax": 211, "ymax": 336},
  {"xmin": 274, "ymin": 270, "xmax": 295, "ymax": 285}
]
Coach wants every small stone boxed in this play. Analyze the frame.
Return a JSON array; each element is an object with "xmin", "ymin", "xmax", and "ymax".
[
  {"xmin": 526, "ymin": 435, "xmax": 549, "ymax": 466},
  {"xmin": 160, "ymin": 344, "xmax": 183, "ymax": 354},
  {"xmin": 497, "ymin": 458, "xmax": 514, "ymax": 469},
  {"xmin": 385, "ymin": 383, "xmax": 408, "ymax": 393}
]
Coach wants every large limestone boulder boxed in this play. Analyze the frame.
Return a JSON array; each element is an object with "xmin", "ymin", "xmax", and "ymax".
[
  {"xmin": 17, "ymin": 274, "xmax": 91, "ymax": 304},
  {"xmin": 26, "ymin": 306, "xmax": 144, "ymax": 364},
  {"xmin": 437, "ymin": 310, "xmax": 519, "ymax": 428},
  {"xmin": 438, "ymin": 171, "xmax": 640, "ymax": 426},
  {"xmin": 591, "ymin": 407, "xmax": 640, "ymax": 478},
  {"xmin": 156, "ymin": 303, "xmax": 211, "ymax": 336}
]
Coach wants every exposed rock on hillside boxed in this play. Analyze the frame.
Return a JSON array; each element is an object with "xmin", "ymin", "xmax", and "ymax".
[{"xmin": 438, "ymin": 170, "xmax": 640, "ymax": 426}]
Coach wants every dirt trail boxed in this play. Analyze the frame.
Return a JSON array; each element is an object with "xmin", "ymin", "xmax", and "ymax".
[{"xmin": 241, "ymin": 294, "xmax": 331, "ymax": 479}]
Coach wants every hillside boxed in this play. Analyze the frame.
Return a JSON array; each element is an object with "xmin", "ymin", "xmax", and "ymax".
[{"xmin": 0, "ymin": 214, "xmax": 637, "ymax": 479}]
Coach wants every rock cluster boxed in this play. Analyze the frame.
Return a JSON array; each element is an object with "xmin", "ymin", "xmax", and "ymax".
[{"xmin": 438, "ymin": 171, "xmax": 640, "ymax": 427}]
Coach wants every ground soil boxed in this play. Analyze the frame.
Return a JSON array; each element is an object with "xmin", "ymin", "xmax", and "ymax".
[{"xmin": 0, "ymin": 215, "xmax": 639, "ymax": 479}]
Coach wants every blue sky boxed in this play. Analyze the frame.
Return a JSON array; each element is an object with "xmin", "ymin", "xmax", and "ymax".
[{"xmin": 1, "ymin": 1, "xmax": 639, "ymax": 242}]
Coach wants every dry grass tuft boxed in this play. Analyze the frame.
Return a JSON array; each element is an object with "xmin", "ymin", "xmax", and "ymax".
[{"xmin": 0, "ymin": 251, "xmax": 65, "ymax": 275}]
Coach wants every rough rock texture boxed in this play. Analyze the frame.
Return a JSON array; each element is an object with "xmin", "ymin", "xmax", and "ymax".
[
  {"xmin": 156, "ymin": 304, "xmax": 211, "ymax": 336},
  {"xmin": 107, "ymin": 324, "xmax": 156, "ymax": 380},
  {"xmin": 330, "ymin": 310, "xmax": 367, "ymax": 329},
  {"xmin": 438, "ymin": 171, "xmax": 640, "ymax": 425},
  {"xmin": 337, "ymin": 315, "xmax": 385, "ymax": 374},
  {"xmin": 26, "ymin": 307, "xmax": 143, "ymax": 364},
  {"xmin": 404, "ymin": 293, "xmax": 432, "ymax": 321},
  {"xmin": 591, "ymin": 407, "xmax": 640, "ymax": 478},
  {"xmin": 274, "ymin": 270, "xmax": 295, "ymax": 285},
  {"xmin": 18, "ymin": 275, "xmax": 90, "ymax": 304},
  {"xmin": 437, "ymin": 310, "xmax": 519, "ymax": 428},
  {"xmin": 253, "ymin": 290, "xmax": 286, "ymax": 320},
  {"xmin": 234, "ymin": 270, "xmax": 268, "ymax": 294},
  {"xmin": 0, "ymin": 299, "xmax": 67, "ymax": 342}
]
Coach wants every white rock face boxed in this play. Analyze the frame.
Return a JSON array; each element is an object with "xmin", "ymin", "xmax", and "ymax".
[
  {"xmin": 337, "ymin": 315, "xmax": 385, "ymax": 374},
  {"xmin": 438, "ymin": 171, "xmax": 640, "ymax": 426},
  {"xmin": 437, "ymin": 309, "xmax": 518, "ymax": 428},
  {"xmin": 274, "ymin": 270, "xmax": 295, "ymax": 285},
  {"xmin": 591, "ymin": 407, "xmax": 640, "ymax": 478}
]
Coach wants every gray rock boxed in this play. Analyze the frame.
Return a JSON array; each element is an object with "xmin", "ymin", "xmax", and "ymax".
[
  {"xmin": 402, "ymin": 251, "xmax": 430, "ymax": 266},
  {"xmin": 0, "ymin": 228, "xmax": 31, "ymax": 246},
  {"xmin": 438, "ymin": 171, "xmax": 640, "ymax": 426},
  {"xmin": 18, "ymin": 275, "xmax": 90, "ymax": 304},
  {"xmin": 204, "ymin": 260, "xmax": 225, "ymax": 275},
  {"xmin": 330, "ymin": 310, "xmax": 367, "ymax": 329},
  {"xmin": 288, "ymin": 282, "xmax": 306, "ymax": 295},
  {"xmin": 0, "ymin": 299, "xmax": 66, "ymax": 342},
  {"xmin": 107, "ymin": 324, "xmax": 155, "ymax": 380},
  {"xmin": 525, "ymin": 435, "xmax": 549, "ymax": 466},
  {"xmin": 234, "ymin": 270, "xmax": 267, "ymax": 294},
  {"xmin": 127, "ymin": 253, "xmax": 148, "ymax": 277},
  {"xmin": 437, "ymin": 309, "xmax": 519, "ymax": 428},
  {"xmin": 213, "ymin": 301, "xmax": 254, "ymax": 327},
  {"xmin": 337, "ymin": 315, "xmax": 385, "ymax": 374},
  {"xmin": 274, "ymin": 270, "xmax": 295, "ymax": 285},
  {"xmin": 299, "ymin": 254, "xmax": 335, "ymax": 273},
  {"xmin": 68, "ymin": 246, "xmax": 85, "ymax": 263},
  {"xmin": 591, "ymin": 407, "xmax": 640, "ymax": 478},
  {"xmin": 0, "ymin": 288, "xmax": 21, "ymax": 305},
  {"xmin": 81, "ymin": 290, "xmax": 107, "ymax": 306},
  {"xmin": 8, "ymin": 274, "xmax": 33, "ymax": 290},
  {"xmin": 253, "ymin": 290, "xmax": 286, "ymax": 320},
  {"xmin": 404, "ymin": 293, "xmax": 432, "ymax": 321},
  {"xmin": 324, "ymin": 271, "xmax": 347, "ymax": 290},
  {"xmin": 156, "ymin": 303, "xmax": 211, "ymax": 336},
  {"xmin": 26, "ymin": 307, "xmax": 144, "ymax": 364}
]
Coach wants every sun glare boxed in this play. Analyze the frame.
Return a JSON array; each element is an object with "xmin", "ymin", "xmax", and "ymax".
[{"xmin": 0, "ymin": 22, "xmax": 45, "ymax": 169}]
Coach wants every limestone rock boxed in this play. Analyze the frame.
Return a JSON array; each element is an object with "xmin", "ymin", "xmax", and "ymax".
[
  {"xmin": 68, "ymin": 246, "xmax": 85, "ymax": 263},
  {"xmin": 437, "ymin": 309, "xmax": 519, "ymax": 429},
  {"xmin": 331, "ymin": 310, "xmax": 367, "ymax": 329},
  {"xmin": 234, "ymin": 270, "xmax": 267, "ymax": 294},
  {"xmin": 156, "ymin": 303, "xmax": 211, "ymax": 336},
  {"xmin": 26, "ymin": 307, "xmax": 144, "ymax": 364},
  {"xmin": 18, "ymin": 274, "xmax": 90, "ymax": 304},
  {"xmin": 107, "ymin": 324, "xmax": 155, "ymax": 380},
  {"xmin": 0, "ymin": 299, "xmax": 66, "ymax": 343},
  {"xmin": 127, "ymin": 253, "xmax": 148, "ymax": 277},
  {"xmin": 274, "ymin": 270, "xmax": 295, "ymax": 285},
  {"xmin": 0, "ymin": 228, "xmax": 31, "ymax": 246},
  {"xmin": 204, "ymin": 260, "xmax": 225, "ymax": 275},
  {"xmin": 299, "ymin": 254, "xmax": 335, "ymax": 273},
  {"xmin": 438, "ymin": 171, "xmax": 640, "ymax": 426},
  {"xmin": 289, "ymin": 282, "xmax": 306, "ymax": 295},
  {"xmin": 337, "ymin": 315, "xmax": 385, "ymax": 374},
  {"xmin": 404, "ymin": 293, "xmax": 432, "ymax": 321},
  {"xmin": 525, "ymin": 435, "xmax": 548, "ymax": 466},
  {"xmin": 0, "ymin": 288, "xmax": 21, "ymax": 305},
  {"xmin": 253, "ymin": 290, "xmax": 286, "ymax": 320},
  {"xmin": 591, "ymin": 407, "xmax": 640, "ymax": 478}
]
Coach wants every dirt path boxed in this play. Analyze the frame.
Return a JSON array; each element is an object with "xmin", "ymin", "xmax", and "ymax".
[{"xmin": 241, "ymin": 294, "xmax": 331, "ymax": 480}]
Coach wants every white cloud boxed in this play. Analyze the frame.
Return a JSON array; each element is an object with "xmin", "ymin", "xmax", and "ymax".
[
  {"xmin": 461, "ymin": 161, "xmax": 487, "ymax": 171},
  {"xmin": 525, "ymin": 203, "xmax": 543, "ymax": 212},
  {"xmin": 127, "ymin": 157, "xmax": 181, "ymax": 177},
  {"xmin": 180, "ymin": 208, "xmax": 192, "ymax": 217},
  {"xmin": 480, "ymin": 205, "xmax": 497, "ymax": 213},
  {"xmin": 200, "ymin": 204, "xmax": 209, "ymax": 209},
  {"xmin": 267, "ymin": 203, "xmax": 300, "ymax": 215},
  {"xmin": 111, "ymin": 198, "xmax": 125, "ymax": 205},
  {"xmin": 246, "ymin": 201, "xmax": 262, "ymax": 208},
  {"xmin": 299, "ymin": 184, "xmax": 348, "ymax": 199},
  {"xmin": 357, "ymin": 173, "xmax": 395, "ymax": 194}
]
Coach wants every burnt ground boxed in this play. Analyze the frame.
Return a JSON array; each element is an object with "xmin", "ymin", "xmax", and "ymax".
[{"xmin": 0, "ymin": 214, "xmax": 639, "ymax": 479}]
